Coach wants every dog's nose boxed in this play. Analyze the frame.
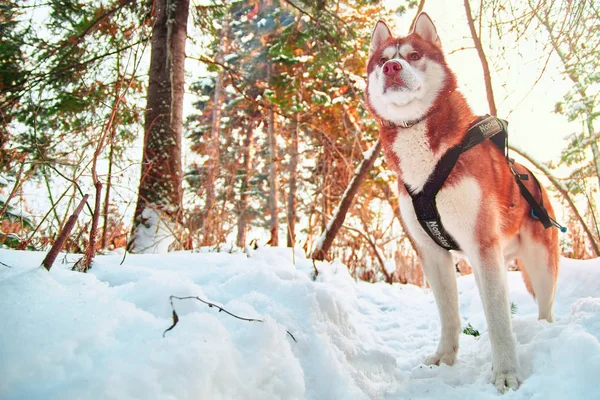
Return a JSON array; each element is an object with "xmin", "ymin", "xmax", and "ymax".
[{"xmin": 383, "ymin": 61, "xmax": 402, "ymax": 76}]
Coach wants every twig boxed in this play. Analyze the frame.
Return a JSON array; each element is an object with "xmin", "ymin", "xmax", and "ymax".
[
  {"xmin": 0, "ymin": 261, "xmax": 12, "ymax": 268},
  {"xmin": 42, "ymin": 194, "xmax": 90, "ymax": 271},
  {"xmin": 120, "ymin": 246, "xmax": 128, "ymax": 265},
  {"xmin": 17, "ymin": 186, "xmax": 70, "ymax": 250},
  {"xmin": 0, "ymin": 163, "xmax": 30, "ymax": 220},
  {"xmin": 163, "ymin": 295, "xmax": 297, "ymax": 342}
]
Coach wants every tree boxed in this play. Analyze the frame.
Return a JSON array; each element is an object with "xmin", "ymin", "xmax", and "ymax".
[
  {"xmin": 1, "ymin": 0, "xmax": 149, "ymax": 253},
  {"xmin": 202, "ymin": 14, "xmax": 230, "ymax": 246},
  {"xmin": 265, "ymin": 60, "xmax": 280, "ymax": 246},
  {"xmin": 171, "ymin": 0, "xmax": 424, "ymax": 281},
  {"xmin": 311, "ymin": 140, "xmax": 382, "ymax": 260},
  {"xmin": 464, "ymin": 0, "xmax": 497, "ymax": 116},
  {"xmin": 287, "ymin": 114, "xmax": 299, "ymax": 247},
  {"xmin": 129, "ymin": 0, "xmax": 190, "ymax": 253}
]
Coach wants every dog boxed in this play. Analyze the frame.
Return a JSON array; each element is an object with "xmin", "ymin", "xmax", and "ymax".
[{"xmin": 365, "ymin": 13, "xmax": 559, "ymax": 392}]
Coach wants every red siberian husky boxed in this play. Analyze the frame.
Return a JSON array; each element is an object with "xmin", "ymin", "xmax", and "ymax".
[{"xmin": 365, "ymin": 13, "xmax": 559, "ymax": 392}]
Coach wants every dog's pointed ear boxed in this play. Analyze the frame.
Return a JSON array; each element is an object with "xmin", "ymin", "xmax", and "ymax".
[
  {"xmin": 369, "ymin": 20, "xmax": 392, "ymax": 58},
  {"xmin": 412, "ymin": 12, "xmax": 441, "ymax": 47}
]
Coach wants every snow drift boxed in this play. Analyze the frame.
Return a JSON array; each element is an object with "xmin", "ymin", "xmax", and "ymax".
[{"xmin": 1, "ymin": 248, "xmax": 599, "ymax": 399}]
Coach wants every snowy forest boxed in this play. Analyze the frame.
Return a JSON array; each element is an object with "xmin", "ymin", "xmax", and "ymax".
[
  {"xmin": 1, "ymin": 0, "xmax": 599, "ymax": 281},
  {"xmin": 2, "ymin": 1, "xmax": 600, "ymax": 399}
]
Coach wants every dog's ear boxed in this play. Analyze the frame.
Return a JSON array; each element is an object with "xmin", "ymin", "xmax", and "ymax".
[
  {"xmin": 369, "ymin": 20, "xmax": 392, "ymax": 58},
  {"xmin": 412, "ymin": 12, "xmax": 441, "ymax": 47}
]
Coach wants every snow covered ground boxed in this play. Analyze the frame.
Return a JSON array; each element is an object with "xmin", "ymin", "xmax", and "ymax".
[{"xmin": 1, "ymin": 247, "xmax": 599, "ymax": 400}]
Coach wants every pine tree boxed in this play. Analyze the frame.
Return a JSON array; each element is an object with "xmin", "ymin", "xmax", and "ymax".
[{"xmin": 129, "ymin": 0, "xmax": 190, "ymax": 253}]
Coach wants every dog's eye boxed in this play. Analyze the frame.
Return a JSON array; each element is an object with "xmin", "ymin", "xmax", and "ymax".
[
  {"xmin": 408, "ymin": 51, "xmax": 421, "ymax": 61},
  {"xmin": 378, "ymin": 57, "xmax": 389, "ymax": 66}
]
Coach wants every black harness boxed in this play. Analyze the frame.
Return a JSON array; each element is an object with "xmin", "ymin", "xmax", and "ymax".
[{"xmin": 404, "ymin": 115, "xmax": 564, "ymax": 251}]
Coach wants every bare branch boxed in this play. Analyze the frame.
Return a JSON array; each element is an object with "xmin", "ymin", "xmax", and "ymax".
[
  {"xmin": 464, "ymin": 0, "xmax": 498, "ymax": 116},
  {"xmin": 164, "ymin": 295, "xmax": 297, "ymax": 342},
  {"xmin": 409, "ymin": 0, "xmax": 427, "ymax": 32}
]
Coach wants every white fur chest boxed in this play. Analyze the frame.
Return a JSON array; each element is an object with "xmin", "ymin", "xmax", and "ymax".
[
  {"xmin": 399, "ymin": 176, "xmax": 483, "ymax": 253},
  {"xmin": 391, "ymin": 123, "xmax": 445, "ymax": 193}
]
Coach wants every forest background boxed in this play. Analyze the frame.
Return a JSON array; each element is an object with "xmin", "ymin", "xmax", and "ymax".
[{"xmin": 1, "ymin": 0, "xmax": 598, "ymax": 284}]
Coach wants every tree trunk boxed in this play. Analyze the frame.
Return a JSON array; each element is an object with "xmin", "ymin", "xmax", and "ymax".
[
  {"xmin": 101, "ymin": 127, "xmax": 115, "ymax": 249},
  {"xmin": 129, "ymin": 0, "xmax": 189, "ymax": 253},
  {"xmin": 311, "ymin": 139, "xmax": 382, "ymax": 261},
  {"xmin": 79, "ymin": 181, "xmax": 102, "ymax": 272},
  {"xmin": 236, "ymin": 122, "xmax": 255, "ymax": 248},
  {"xmin": 287, "ymin": 115, "xmax": 299, "ymax": 247},
  {"xmin": 266, "ymin": 62, "xmax": 279, "ymax": 246},
  {"xmin": 464, "ymin": 0, "xmax": 497, "ymax": 116},
  {"xmin": 202, "ymin": 15, "xmax": 229, "ymax": 246},
  {"xmin": 409, "ymin": 0, "xmax": 427, "ymax": 31},
  {"xmin": 320, "ymin": 150, "xmax": 330, "ymax": 231}
]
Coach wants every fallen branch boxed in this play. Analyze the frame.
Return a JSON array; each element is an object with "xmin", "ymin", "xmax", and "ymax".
[
  {"xmin": 0, "ymin": 261, "xmax": 12, "ymax": 268},
  {"xmin": 163, "ymin": 295, "xmax": 297, "ymax": 342},
  {"xmin": 311, "ymin": 139, "xmax": 382, "ymax": 261},
  {"xmin": 42, "ymin": 194, "xmax": 90, "ymax": 271}
]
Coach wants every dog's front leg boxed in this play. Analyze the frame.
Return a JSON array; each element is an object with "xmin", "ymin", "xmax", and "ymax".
[
  {"xmin": 471, "ymin": 245, "xmax": 521, "ymax": 393},
  {"xmin": 420, "ymin": 248, "xmax": 461, "ymax": 366}
]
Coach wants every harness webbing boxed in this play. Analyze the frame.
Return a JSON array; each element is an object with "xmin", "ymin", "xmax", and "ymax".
[
  {"xmin": 510, "ymin": 165, "xmax": 553, "ymax": 229},
  {"xmin": 404, "ymin": 115, "xmax": 560, "ymax": 252},
  {"xmin": 405, "ymin": 146, "xmax": 462, "ymax": 250}
]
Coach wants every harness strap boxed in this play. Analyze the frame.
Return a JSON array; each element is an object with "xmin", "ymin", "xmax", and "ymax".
[
  {"xmin": 405, "ymin": 115, "xmax": 508, "ymax": 251},
  {"xmin": 404, "ymin": 114, "xmax": 563, "ymax": 252},
  {"xmin": 510, "ymin": 164, "xmax": 554, "ymax": 229},
  {"xmin": 405, "ymin": 146, "xmax": 462, "ymax": 250},
  {"xmin": 461, "ymin": 115, "xmax": 508, "ymax": 154}
]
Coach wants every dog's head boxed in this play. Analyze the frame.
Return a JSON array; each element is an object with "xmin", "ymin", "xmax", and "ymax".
[{"xmin": 365, "ymin": 13, "xmax": 455, "ymax": 125}]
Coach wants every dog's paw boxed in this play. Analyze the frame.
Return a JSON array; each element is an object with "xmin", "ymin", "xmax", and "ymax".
[
  {"xmin": 492, "ymin": 371, "xmax": 521, "ymax": 393},
  {"xmin": 423, "ymin": 348, "xmax": 457, "ymax": 366}
]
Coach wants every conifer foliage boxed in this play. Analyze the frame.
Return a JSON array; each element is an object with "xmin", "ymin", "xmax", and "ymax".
[
  {"xmin": 185, "ymin": 0, "xmax": 417, "ymax": 279},
  {"xmin": 1, "ymin": 0, "xmax": 150, "ymax": 252}
]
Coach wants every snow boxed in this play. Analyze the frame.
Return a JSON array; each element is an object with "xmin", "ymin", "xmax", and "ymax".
[
  {"xmin": 127, "ymin": 207, "xmax": 175, "ymax": 254},
  {"xmin": 362, "ymin": 138, "xmax": 381, "ymax": 160},
  {"xmin": 1, "ymin": 248, "xmax": 600, "ymax": 399}
]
